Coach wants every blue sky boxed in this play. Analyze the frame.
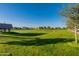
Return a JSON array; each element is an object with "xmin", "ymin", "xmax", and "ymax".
[{"xmin": 0, "ymin": 3, "xmax": 75, "ymax": 27}]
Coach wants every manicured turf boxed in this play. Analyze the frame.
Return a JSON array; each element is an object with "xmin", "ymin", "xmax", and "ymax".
[{"xmin": 0, "ymin": 29, "xmax": 79, "ymax": 56}]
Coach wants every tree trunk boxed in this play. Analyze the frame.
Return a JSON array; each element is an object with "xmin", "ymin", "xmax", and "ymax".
[{"xmin": 74, "ymin": 25, "xmax": 78, "ymax": 44}]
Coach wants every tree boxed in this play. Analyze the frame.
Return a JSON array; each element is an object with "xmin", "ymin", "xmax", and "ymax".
[
  {"xmin": 47, "ymin": 26, "xmax": 51, "ymax": 29},
  {"xmin": 61, "ymin": 5, "xmax": 79, "ymax": 44}
]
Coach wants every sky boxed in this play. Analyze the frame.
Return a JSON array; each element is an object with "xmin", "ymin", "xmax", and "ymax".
[{"xmin": 0, "ymin": 3, "xmax": 75, "ymax": 27}]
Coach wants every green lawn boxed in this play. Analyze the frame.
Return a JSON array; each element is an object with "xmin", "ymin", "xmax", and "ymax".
[{"xmin": 0, "ymin": 29, "xmax": 79, "ymax": 56}]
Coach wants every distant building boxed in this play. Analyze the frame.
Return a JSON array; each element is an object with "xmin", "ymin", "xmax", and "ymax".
[{"xmin": 0, "ymin": 23, "xmax": 13, "ymax": 32}]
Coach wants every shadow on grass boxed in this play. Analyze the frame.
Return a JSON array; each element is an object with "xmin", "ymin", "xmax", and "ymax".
[
  {"xmin": 1, "ymin": 32, "xmax": 46, "ymax": 36},
  {"xmin": 1, "ymin": 38, "xmax": 74, "ymax": 46},
  {"xmin": 0, "ymin": 35, "xmax": 27, "ymax": 39}
]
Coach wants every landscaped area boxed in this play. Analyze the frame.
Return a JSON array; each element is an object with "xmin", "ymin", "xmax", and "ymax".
[
  {"xmin": 0, "ymin": 29, "xmax": 79, "ymax": 56},
  {"xmin": 0, "ymin": 3, "xmax": 79, "ymax": 56}
]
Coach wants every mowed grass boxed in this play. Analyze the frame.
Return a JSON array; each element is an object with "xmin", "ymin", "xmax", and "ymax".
[{"xmin": 0, "ymin": 29, "xmax": 79, "ymax": 56}]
